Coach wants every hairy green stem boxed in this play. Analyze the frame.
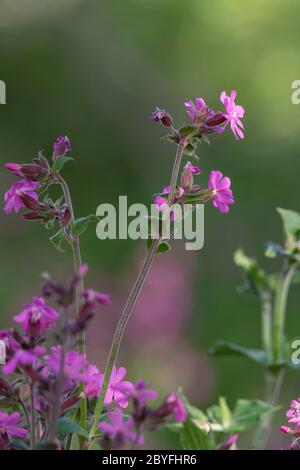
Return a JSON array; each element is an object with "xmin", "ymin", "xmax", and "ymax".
[
  {"xmin": 30, "ymin": 383, "xmax": 37, "ymax": 448},
  {"xmin": 88, "ymin": 140, "xmax": 186, "ymax": 445},
  {"xmin": 253, "ymin": 369, "xmax": 284, "ymax": 449},
  {"xmin": 57, "ymin": 175, "xmax": 87, "ymax": 435},
  {"xmin": 273, "ymin": 264, "xmax": 296, "ymax": 364},
  {"xmin": 261, "ymin": 290, "xmax": 273, "ymax": 364}
]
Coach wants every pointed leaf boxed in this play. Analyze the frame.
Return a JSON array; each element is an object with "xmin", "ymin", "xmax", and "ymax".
[
  {"xmin": 52, "ymin": 155, "xmax": 74, "ymax": 173},
  {"xmin": 227, "ymin": 399, "xmax": 279, "ymax": 433},
  {"xmin": 49, "ymin": 229, "xmax": 69, "ymax": 252},
  {"xmin": 277, "ymin": 207, "xmax": 300, "ymax": 239},
  {"xmin": 181, "ymin": 418, "xmax": 214, "ymax": 450},
  {"xmin": 74, "ymin": 214, "xmax": 98, "ymax": 236},
  {"xmin": 57, "ymin": 416, "xmax": 88, "ymax": 438},
  {"xmin": 209, "ymin": 341, "xmax": 266, "ymax": 366}
]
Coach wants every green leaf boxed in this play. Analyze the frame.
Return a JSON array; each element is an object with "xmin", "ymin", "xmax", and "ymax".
[
  {"xmin": 73, "ymin": 214, "xmax": 98, "ymax": 236},
  {"xmin": 277, "ymin": 207, "xmax": 300, "ymax": 239},
  {"xmin": 147, "ymin": 239, "xmax": 171, "ymax": 254},
  {"xmin": 234, "ymin": 248, "xmax": 269, "ymax": 294},
  {"xmin": 161, "ymin": 134, "xmax": 180, "ymax": 144},
  {"xmin": 219, "ymin": 397, "xmax": 232, "ymax": 428},
  {"xmin": 264, "ymin": 241, "xmax": 284, "ymax": 258},
  {"xmin": 209, "ymin": 341, "xmax": 266, "ymax": 366},
  {"xmin": 183, "ymin": 143, "xmax": 196, "ymax": 156},
  {"xmin": 49, "ymin": 229, "xmax": 69, "ymax": 252},
  {"xmin": 181, "ymin": 418, "xmax": 214, "ymax": 450},
  {"xmin": 265, "ymin": 241, "xmax": 300, "ymax": 262},
  {"xmin": 179, "ymin": 126, "xmax": 198, "ymax": 138},
  {"xmin": 178, "ymin": 392, "xmax": 207, "ymax": 421},
  {"xmin": 227, "ymin": 399, "xmax": 278, "ymax": 433},
  {"xmin": 52, "ymin": 155, "xmax": 73, "ymax": 173},
  {"xmin": 57, "ymin": 416, "xmax": 88, "ymax": 438}
]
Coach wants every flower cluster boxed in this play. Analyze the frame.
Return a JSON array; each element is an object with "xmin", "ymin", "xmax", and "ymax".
[
  {"xmin": 280, "ymin": 398, "xmax": 300, "ymax": 450},
  {"xmin": 152, "ymin": 90, "xmax": 243, "ymax": 215},
  {"xmin": 99, "ymin": 380, "xmax": 186, "ymax": 449},
  {"xmin": 3, "ymin": 137, "xmax": 72, "ymax": 227}
]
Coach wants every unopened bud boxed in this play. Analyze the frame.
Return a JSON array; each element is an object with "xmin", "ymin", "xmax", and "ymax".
[
  {"xmin": 151, "ymin": 107, "xmax": 173, "ymax": 127},
  {"xmin": 20, "ymin": 194, "xmax": 40, "ymax": 210},
  {"xmin": 59, "ymin": 204, "xmax": 72, "ymax": 227}
]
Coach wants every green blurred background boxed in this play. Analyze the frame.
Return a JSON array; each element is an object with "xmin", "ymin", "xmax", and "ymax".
[{"xmin": 0, "ymin": 0, "xmax": 300, "ymax": 449}]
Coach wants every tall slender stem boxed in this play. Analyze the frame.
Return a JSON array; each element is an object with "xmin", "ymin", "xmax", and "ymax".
[
  {"xmin": 254, "ymin": 264, "xmax": 296, "ymax": 449},
  {"xmin": 261, "ymin": 290, "xmax": 272, "ymax": 364},
  {"xmin": 88, "ymin": 140, "xmax": 186, "ymax": 445},
  {"xmin": 273, "ymin": 264, "xmax": 296, "ymax": 364},
  {"xmin": 57, "ymin": 175, "xmax": 87, "ymax": 433}
]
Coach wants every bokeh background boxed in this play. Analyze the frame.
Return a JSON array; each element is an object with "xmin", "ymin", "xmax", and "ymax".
[{"xmin": 0, "ymin": 0, "xmax": 300, "ymax": 449}]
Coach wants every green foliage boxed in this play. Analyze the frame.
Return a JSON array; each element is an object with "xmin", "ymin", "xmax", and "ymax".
[
  {"xmin": 234, "ymin": 248, "xmax": 269, "ymax": 295},
  {"xmin": 57, "ymin": 416, "xmax": 88, "ymax": 439},
  {"xmin": 209, "ymin": 341, "xmax": 266, "ymax": 366},
  {"xmin": 147, "ymin": 238, "xmax": 171, "ymax": 254},
  {"xmin": 73, "ymin": 214, "xmax": 98, "ymax": 236},
  {"xmin": 181, "ymin": 418, "xmax": 214, "ymax": 450},
  {"xmin": 49, "ymin": 228, "xmax": 69, "ymax": 252},
  {"xmin": 277, "ymin": 207, "xmax": 300, "ymax": 239},
  {"xmin": 51, "ymin": 155, "xmax": 73, "ymax": 173}
]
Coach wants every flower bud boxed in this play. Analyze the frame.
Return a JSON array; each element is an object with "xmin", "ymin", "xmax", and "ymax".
[
  {"xmin": 20, "ymin": 193, "xmax": 40, "ymax": 210},
  {"xmin": 53, "ymin": 136, "xmax": 72, "ymax": 161},
  {"xmin": 206, "ymin": 112, "xmax": 226, "ymax": 127},
  {"xmin": 181, "ymin": 167, "xmax": 193, "ymax": 190},
  {"xmin": 151, "ymin": 107, "xmax": 173, "ymax": 127},
  {"xmin": 59, "ymin": 204, "xmax": 72, "ymax": 227}
]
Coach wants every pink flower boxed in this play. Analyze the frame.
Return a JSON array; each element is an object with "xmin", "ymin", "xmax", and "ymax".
[
  {"xmin": 3, "ymin": 180, "xmax": 39, "ymax": 214},
  {"xmin": 185, "ymin": 97, "xmax": 207, "ymax": 123},
  {"xmin": 220, "ymin": 90, "xmax": 245, "ymax": 140},
  {"xmin": 286, "ymin": 399, "xmax": 300, "ymax": 423},
  {"xmin": 125, "ymin": 379, "xmax": 158, "ymax": 406},
  {"xmin": 208, "ymin": 170, "xmax": 235, "ymax": 214},
  {"xmin": 84, "ymin": 364, "xmax": 101, "ymax": 398},
  {"xmin": 218, "ymin": 433, "xmax": 239, "ymax": 450},
  {"xmin": 99, "ymin": 408, "xmax": 143, "ymax": 448},
  {"xmin": 102, "ymin": 366, "xmax": 133, "ymax": 408},
  {"xmin": 2, "ymin": 346, "xmax": 45, "ymax": 375},
  {"xmin": 13, "ymin": 297, "xmax": 60, "ymax": 336},
  {"xmin": 0, "ymin": 411, "xmax": 28, "ymax": 439},
  {"xmin": 44, "ymin": 347, "xmax": 87, "ymax": 385},
  {"xmin": 53, "ymin": 136, "xmax": 71, "ymax": 160},
  {"xmin": 164, "ymin": 392, "xmax": 187, "ymax": 423},
  {"xmin": 82, "ymin": 289, "xmax": 111, "ymax": 306}
]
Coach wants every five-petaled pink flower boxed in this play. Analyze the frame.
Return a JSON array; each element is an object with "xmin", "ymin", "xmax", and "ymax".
[
  {"xmin": 102, "ymin": 366, "xmax": 133, "ymax": 408},
  {"xmin": 2, "ymin": 345, "xmax": 45, "ymax": 375},
  {"xmin": 3, "ymin": 180, "xmax": 39, "ymax": 214},
  {"xmin": 0, "ymin": 411, "xmax": 28, "ymax": 439},
  {"xmin": 220, "ymin": 90, "xmax": 245, "ymax": 140},
  {"xmin": 13, "ymin": 297, "xmax": 60, "ymax": 336},
  {"xmin": 99, "ymin": 408, "xmax": 143, "ymax": 447},
  {"xmin": 208, "ymin": 170, "xmax": 235, "ymax": 214}
]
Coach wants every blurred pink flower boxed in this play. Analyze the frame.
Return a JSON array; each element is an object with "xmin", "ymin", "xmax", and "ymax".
[
  {"xmin": 13, "ymin": 297, "xmax": 60, "ymax": 336},
  {"xmin": 102, "ymin": 366, "xmax": 133, "ymax": 408}
]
